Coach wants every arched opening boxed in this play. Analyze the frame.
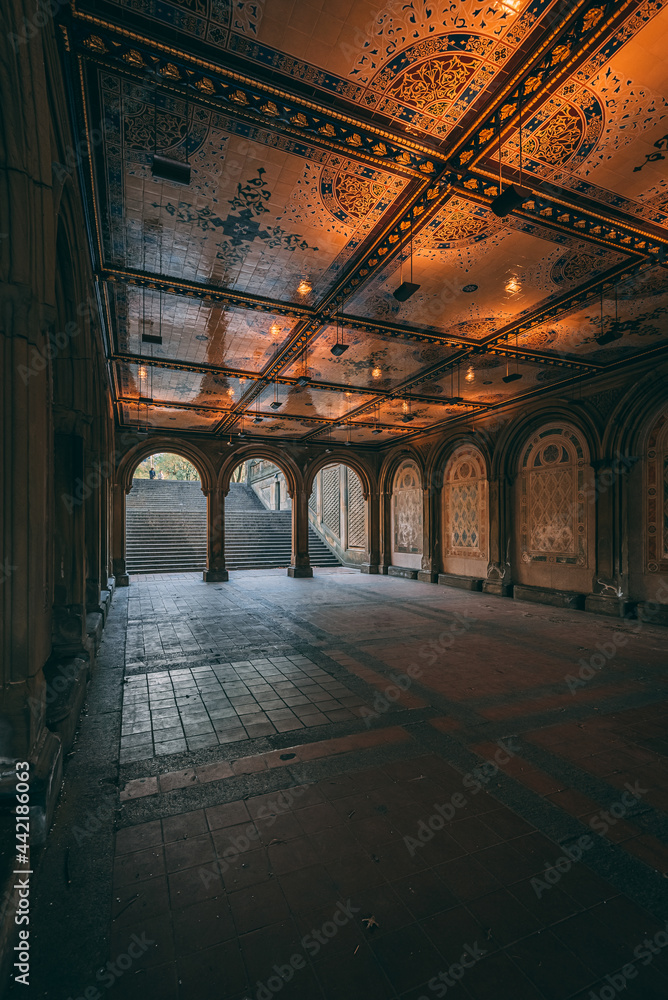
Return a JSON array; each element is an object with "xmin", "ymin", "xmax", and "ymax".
[
  {"xmin": 125, "ymin": 452, "xmax": 207, "ymax": 575},
  {"xmin": 308, "ymin": 463, "xmax": 367, "ymax": 568}
]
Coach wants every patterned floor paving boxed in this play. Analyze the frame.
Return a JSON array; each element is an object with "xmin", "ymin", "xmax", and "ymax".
[{"xmin": 23, "ymin": 569, "xmax": 668, "ymax": 1000}]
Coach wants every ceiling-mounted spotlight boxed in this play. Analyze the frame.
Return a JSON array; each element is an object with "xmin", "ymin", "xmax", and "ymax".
[
  {"xmin": 152, "ymin": 154, "xmax": 191, "ymax": 186},
  {"xmin": 401, "ymin": 414, "xmax": 415, "ymax": 423},
  {"xmin": 502, "ymin": 331, "xmax": 523, "ymax": 383},
  {"xmin": 595, "ymin": 285, "xmax": 623, "ymax": 345},
  {"xmin": 138, "ymin": 396, "xmax": 153, "ymax": 404},
  {"xmin": 501, "ymin": 371, "xmax": 522, "ymax": 383},
  {"xmin": 142, "ymin": 333, "xmax": 163, "ymax": 345},
  {"xmin": 490, "ymin": 92, "xmax": 528, "ymax": 217},
  {"xmin": 449, "ymin": 396, "xmax": 464, "ymax": 403},
  {"xmin": 372, "ymin": 427, "xmax": 383, "ymax": 434},
  {"xmin": 331, "ymin": 297, "xmax": 349, "ymax": 355},
  {"xmin": 330, "ymin": 342, "xmax": 349, "ymax": 357},
  {"xmin": 393, "ymin": 209, "xmax": 420, "ymax": 301},
  {"xmin": 270, "ymin": 400, "xmax": 282, "ymax": 409},
  {"xmin": 491, "ymin": 184, "xmax": 530, "ymax": 218},
  {"xmin": 253, "ymin": 416, "xmax": 263, "ymax": 424},
  {"xmin": 296, "ymin": 375, "xmax": 311, "ymax": 386}
]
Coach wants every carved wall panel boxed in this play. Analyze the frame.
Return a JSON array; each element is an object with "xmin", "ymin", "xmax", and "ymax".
[
  {"xmin": 442, "ymin": 446, "xmax": 488, "ymax": 573},
  {"xmin": 392, "ymin": 460, "xmax": 423, "ymax": 566},
  {"xmin": 645, "ymin": 409, "xmax": 668, "ymax": 574}
]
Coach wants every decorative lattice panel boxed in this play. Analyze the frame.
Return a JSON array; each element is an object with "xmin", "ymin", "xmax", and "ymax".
[
  {"xmin": 520, "ymin": 427, "xmax": 587, "ymax": 566},
  {"xmin": 322, "ymin": 466, "xmax": 340, "ymax": 538},
  {"xmin": 443, "ymin": 445, "xmax": 487, "ymax": 560},
  {"xmin": 347, "ymin": 470, "xmax": 366, "ymax": 548},
  {"xmin": 309, "ymin": 481, "xmax": 317, "ymax": 511},
  {"xmin": 451, "ymin": 482, "xmax": 479, "ymax": 547},
  {"xmin": 393, "ymin": 460, "xmax": 423, "ymax": 554}
]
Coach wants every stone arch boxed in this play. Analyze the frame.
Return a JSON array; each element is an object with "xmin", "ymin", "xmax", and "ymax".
[
  {"xmin": 218, "ymin": 445, "xmax": 301, "ymax": 498},
  {"xmin": 117, "ymin": 437, "xmax": 215, "ymax": 494},
  {"xmin": 492, "ymin": 405, "xmax": 599, "ymax": 482},
  {"xmin": 304, "ymin": 451, "xmax": 375, "ymax": 499},
  {"xmin": 440, "ymin": 442, "xmax": 489, "ymax": 577},
  {"xmin": 379, "ymin": 445, "xmax": 425, "ymax": 496}
]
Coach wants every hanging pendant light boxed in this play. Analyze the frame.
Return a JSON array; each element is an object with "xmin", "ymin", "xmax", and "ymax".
[
  {"xmin": 502, "ymin": 332, "xmax": 522, "ymax": 383},
  {"xmin": 393, "ymin": 209, "xmax": 421, "ymax": 301},
  {"xmin": 330, "ymin": 297, "xmax": 349, "ymax": 356},
  {"xmin": 595, "ymin": 285, "xmax": 623, "ymax": 345},
  {"xmin": 151, "ymin": 75, "xmax": 191, "ymax": 185},
  {"xmin": 491, "ymin": 95, "xmax": 529, "ymax": 218}
]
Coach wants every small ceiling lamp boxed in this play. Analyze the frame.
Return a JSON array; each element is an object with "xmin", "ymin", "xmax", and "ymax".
[
  {"xmin": 330, "ymin": 298, "xmax": 349, "ymax": 356},
  {"xmin": 297, "ymin": 278, "xmax": 312, "ymax": 296},
  {"xmin": 270, "ymin": 379, "xmax": 281, "ymax": 409},
  {"xmin": 151, "ymin": 81, "xmax": 191, "ymax": 185},
  {"xmin": 449, "ymin": 363, "xmax": 463, "ymax": 402},
  {"xmin": 595, "ymin": 285, "xmax": 623, "ymax": 345},
  {"xmin": 465, "ymin": 365, "xmax": 475, "ymax": 382},
  {"xmin": 393, "ymin": 209, "xmax": 421, "ymax": 301},
  {"xmin": 491, "ymin": 94, "xmax": 529, "ymax": 218},
  {"xmin": 401, "ymin": 394, "xmax": 415, "ymax": 423},
  {"xmin": 505, "ymin": 276, "xmax": 521, "ymax": 295},
  {"xmin": 296, "ymin": 340, "xmax": 310, "ymax": 385},
  {"xmin": 371, "ymin": 365, "xmax": 382, "ymax": 380},
  {"xmin": 502, "ymin": 332, "xmax": 523, "ymax": 382}
]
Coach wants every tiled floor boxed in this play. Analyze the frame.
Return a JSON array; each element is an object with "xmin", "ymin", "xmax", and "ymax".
[{"xmin": 24, "ymin": 569, "xmax": 668, "ymax": 1000}]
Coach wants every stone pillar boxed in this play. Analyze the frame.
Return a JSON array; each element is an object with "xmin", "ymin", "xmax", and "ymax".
[
  {"xmin": 378, "ymin": 488, "xmax": 392, "ymax": 574},
  {"xmin": 111, "ymin": 483, "xmax": 129, "ymax": 586},
  {"xmin": 340, "ymin": 466, "xmax": 348, "ymax": 552},
  {"xmin": 51, "ymin": 430, "xmax": 88, "ymax": 656},
  {"xmin": 361, "ymin": 489, "xmax": 381, "ymax": 574},
  {"xmin": 288, "ymin": 488, "xmax": 313, "ymax": 577},
  {"xmin": 84, "ymin": 446, "xmax": 102, "ymax": 612},
  {"xmin": 418, "ymin": 486, "xmax": 439, "ymax": 583},
  {"xmin": 203, "ymin": 486, "xmax": 228, "ymax": 582},
  {"xmin": 483, "ymin": 474, "xmax": 513, "ymax": 596},
  {"xmin": 585, "ymin": 457, "xmax": 635, "ymax": 617}
]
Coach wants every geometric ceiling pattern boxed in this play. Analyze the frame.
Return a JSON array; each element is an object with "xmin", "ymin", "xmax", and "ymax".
[{"xmin": 63, "ymin": 0, "xmax": 668, "ymax": 446}]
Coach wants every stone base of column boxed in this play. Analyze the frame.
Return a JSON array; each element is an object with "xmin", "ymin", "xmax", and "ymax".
[
  {"xmin": 438, "ymin": 573, "xmax": 482, "ymax": 591},
  {"xmin": 203, "ymin": 569, "xmax": 229, "ymax": 582},
  {"xmin": 287, "ymin": 566, "xmax": 313, "ymax": 578},
  {"xmin": 584, "ymin": 594, "xmax": 635, "ymax": 619},
  {"xmin": 29, "ymin": 728, "xmax": 63, "ymax": 846},
  {"xmin": 418, "ymin": 570, "xmax": 438, "ymax": 583},
  {"xmin": 360, "ymin": 563, "xmax": 380, "ymax": 574},
  {"xmin": 115, "ymin": 574, "xmax": 130, "ymax": 587},
  {"xmin": 45, "ymin": 655, "xmax": 90, "ymax": 755},
  {"xmin": 482, "ymin": 579, "xmax": 514, "ymax": 597}
]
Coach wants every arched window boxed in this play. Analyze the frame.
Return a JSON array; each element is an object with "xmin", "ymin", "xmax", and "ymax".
[
  {"xmin": 392, "ymin": 459, "xmax": 423, "ymax": 562},
  {"xmin": 645, "ymin": 410, "xmax": 668, "ymax": 574},
  {"xmin": 443, "ymin": 445, "xmax": 488, "ymax": 562},
  {"xmin": 519, "ymin": 426, "xmax": 588, "ymax": 566}
]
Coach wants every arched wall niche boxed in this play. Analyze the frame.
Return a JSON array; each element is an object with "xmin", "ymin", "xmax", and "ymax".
[
  {"xmin": 441, "ymin": 443, "xmax": 489, "ymax": 577},
  {"xmin": 391, "ymin": 458, "xmax": 423, "ymax": 569},
  {"xmin": 513, "ymin": 422, "xmax": 595, "ymax": 593},
  {"xmin": 626, "ymin": 401, "xmax": 668, "ymax": 604},
  {"xmin": 304, "ymin": 450, "xmax": 375, "ymax": 499}
]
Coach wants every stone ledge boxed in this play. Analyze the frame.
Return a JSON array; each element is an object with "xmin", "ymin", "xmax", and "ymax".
[
  {"xmin": 98, "ymin": 589, "xmax": 112, "ymax": 621},
  {"xmin": 27, "ymin": 728, "xmax": 63, "ymax": 846},
  {"xmin": 360, "ymin": 564, "xmax": 380, "ymax": 575},
  {"xmin": 287, "ymin": 566, "xmax": 313, "ymax": 578},
  {"xmin": 482, "ymin": 580, "xmax": 514, "ymax": 597},
  {"xmin": 418, "ymin": 571, "xmax": 438, "ymax": 583},
  {"xmin": 86, "ymin": 612, "xmax": 104, "ymax": 653},
  {"xmin": 584, "ymin": 595, "xmax": 636, "ymax": 619},
  {"xmin": 514, "ymin": 585, "xmax": 585, "ymax": 610},
  {"xmin": 203, "ymin": 568, "xmax": 229, "ymax": 582},
  {"xmin": 637, "ymin": 602, "xmax": 668, "ymax": 626},
  {"xmin": 387, "ymin": 566, "xmax": 418, "ymax": 580},
  {"xmin": 45, "ymin": 655, "xmax": 90, "ymax": 753},
  {"xmin": 438, "ymin": 573, "xmax": 482, "ymax": 591}
]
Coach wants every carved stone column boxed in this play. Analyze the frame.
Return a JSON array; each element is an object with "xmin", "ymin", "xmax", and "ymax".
[
  {"xmin": 288, "ymin": 488, "xmax": 313, "ymax": 578},
  {"xmin": 483, "ymin": 474, "xmax": 513, "ymax": 596},
  {"xmin": 203, "ymin": 486, "xmax": 228, "ymax": 582},
  {"xmin": 111, "ymin": 483, "xmax": 130, "ymax": 586},
  {"xmin": 585, "ymin": 456, "xmax": 635, "ymax": 617},
  {"xmin": 418, "ymin": 486, "xmax": 439, "ymax": 583},
  {"xmin": 361, "ymin": 489, "xmax": 380, "ymax": 574},
  {"xmin": 378, "ymin": 488, "xmax": 392, "ymax": 574}
]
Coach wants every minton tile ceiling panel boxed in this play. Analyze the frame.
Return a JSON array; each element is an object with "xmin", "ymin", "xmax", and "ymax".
[
  {"xmin": 492, "ymin": 2, "xmax": 668, "ymax": 230},
  {"xmin": 109, "ymin": 284, "xmax": 297, "ymax": 371},
  {"xmin": 254, "ymin": 383, "xmax": 376, "ymax": 420},
  {"xmin": 416, "ymin": 355, "xmax": 567, "ymax": 402},
  {"xmin": 231, "ymin": 415, "xmax": 326, "ymax": 438},
  {"xmin": 119, "ymin": 402, "xmax": 220, "ymax": 431},
  {"xmin": 518, "ymin": 265, "xmax": 668, "ymax": 363},
  {"xmin": 315, "ymin": 423, "xmax": 413, "ymax": 446},
  {"xmin": 282, "ymin": 325, "xmax": 458, "ymax": 390},
  {"xmin": 346, "ymin": 196, "xmax": 629, "ymax": 338},
  {"xmin": 95, "ymin": 70, "xmax": 408, "ymax": 302},
  {"xmin": 97, "ymin": 0, "xmax": 557, "ymax": 141},
  {"xmin": 115, "ymin": 362, "xmax": 250, "ymax": 409}
]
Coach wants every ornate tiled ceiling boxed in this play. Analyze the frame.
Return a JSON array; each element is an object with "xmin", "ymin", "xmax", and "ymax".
[{"xmin": 64, "ymin": 0, "xmax": 668, "ymax": 445}]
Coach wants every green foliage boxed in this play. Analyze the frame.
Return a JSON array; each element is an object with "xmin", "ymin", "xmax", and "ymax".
[{"xmin": 134, "ymin": 453, "xmax": 200, "ymax": 480}]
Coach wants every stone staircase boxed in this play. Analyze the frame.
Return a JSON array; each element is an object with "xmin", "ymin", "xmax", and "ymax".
[
  {"xmin": 125, "ymin": 479, "xmax": 340, "ymax": 574},
  {"xmin": 126, "ymin": 479, "xmax": 207, "ymax": 574},
  {"xmin": 225, "ymin": 483, "xmax": 340, "ymax": 570}
]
